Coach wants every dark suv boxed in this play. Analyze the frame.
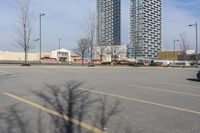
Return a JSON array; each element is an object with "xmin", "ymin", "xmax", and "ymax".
[{"xmin": 197, "ymin": 70, "xmax": 200, "ymax": 80}]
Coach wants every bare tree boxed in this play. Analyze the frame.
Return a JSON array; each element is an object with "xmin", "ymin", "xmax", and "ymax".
[
  {"xmin": 76, "ymin": 91, "xmax": 98, "ymax": 133},
  {"xmin": 0, "ymin": 104, "xmax": 45, "ymax": 133},
  {"xmin": 73, "ymin": 38, "xmax": 90, "ymax": 65},
  {"xmin": 95, "ymin": 45, "xmax": 108, "ymax": 62},
  {"xmin": 14, "ymin": 0, "xmax": 35, "ymax": 64},
  {"xmin": 109, "ymin": 45, "xmax": 125, "ymax": 61},
  {"xmin": 0, "ymin": 104, "xmax": 29, "ymax": 133},
  {"xmin": 33, "ymin": 81, "xmax": 97, "ymax": 133},
  {"xmin": 112, "ymin": 119, "xmax": 135, "ymax": 133},
  {"xmin": 84, "ymin": 11, "xmax": 96, "ymax": 64},
  {"xmin": 180, "ymin": 33, "xmax": 190, "ymax": 60},
  {"xmin": 93, "ymin": 95, "xmax": 120, "ymax": 132}
]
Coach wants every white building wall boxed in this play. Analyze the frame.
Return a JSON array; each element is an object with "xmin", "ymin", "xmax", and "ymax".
[
  {"xmin": 94, "ymin": 45, "xmax": 127, "ymax": 62},
  {"xmin": 51, "ymin": 48, "xmax": 71, "ymax": 62},
  {"xmin": 0, "ymin": 51, "xmax": 50, "ymax": 61}
]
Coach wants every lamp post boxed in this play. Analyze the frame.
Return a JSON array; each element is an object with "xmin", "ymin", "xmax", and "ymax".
[
  {"xmin": 58, "ymin": 38, "xmax": 61, "ymax": 63},
  {"xmin": 39, "ymin": 13, "xmax": 45, "ymax": 64},
  {"xmin": 174, "ymin": 39, "xmax": 179, "ymax": 64},
  {"xmin": 188, "ymin": 22, "xmax": 198, "ymax": 67},
  {"xmin": 58, "ymin": 38, "xmax": 61, "ymax": 54},
  {"xmin": 90, "ymin": 40, "xmax": 93, "ymax": 65}
]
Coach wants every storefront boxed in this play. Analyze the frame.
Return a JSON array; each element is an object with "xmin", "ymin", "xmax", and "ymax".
[{"xmin": 51, "ymin": 48, "xmax": 71, "ymax": 63}]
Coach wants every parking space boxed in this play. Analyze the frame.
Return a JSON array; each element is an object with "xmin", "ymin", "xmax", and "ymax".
[{"xmin": 0, "ymin": 65, "xmax": 200, "ymax": 133}]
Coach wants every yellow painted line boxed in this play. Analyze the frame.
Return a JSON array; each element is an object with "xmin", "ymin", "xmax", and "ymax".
[
  {"xmin": 128, "ymin": 84, "xmax": 200, "ymax": 98},
  {"xmin": 79, "ymin": 88, "xmax": 200, "ymax": 116},
  {"xmin": 3, "ymin": 92, "xmax": 106, "ymax": 133}
]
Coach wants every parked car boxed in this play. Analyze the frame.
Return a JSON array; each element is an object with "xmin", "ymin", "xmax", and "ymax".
[
  {"xmin": 118, "ymin": 60, "xmax": 130, "ymax": 65},
  {"xmin": 111, "ymin": 60, "xmax": 130, "ymax": 65},
  {"xmin": 197, "ymin": 70, "xmax": 200, "ymax": 80}
]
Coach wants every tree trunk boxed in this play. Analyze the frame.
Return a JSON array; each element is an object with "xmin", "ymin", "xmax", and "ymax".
[
  {"xmin": 82, "ymin": 55, "xmax": 84, "ymax": 65},
  {"xmin": 66, "ymin": 89, "xmax": 74, "ymax": 133},
  {"xmin": 100, "ymin": 53, "xmax": 103, "ymax": 62},
  {"xmin": 25, "ymin": 50, "xmax": 27, "ymax": 64}
]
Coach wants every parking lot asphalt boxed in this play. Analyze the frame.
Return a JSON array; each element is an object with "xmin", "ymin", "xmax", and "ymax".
[{"xmin": 0, "ymin": 65, "xmax": 199, "ymax": 133}]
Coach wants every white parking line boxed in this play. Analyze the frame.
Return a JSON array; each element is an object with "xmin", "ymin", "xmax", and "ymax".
[
  {"xmin": 80, "ymin": 88, "xmax": 200, "ymax": 116},
  {"xmin": 29, "ymin": 69, "xmax": 56, "ymax": 75},
  {"xmin": 3, "ymin": 92, "xmax": 107, "ymax": 133},
  {"xmin": 155, "ymin": 81, "xmax": 200, "ymax": 89},
  {"xmin": 128, "ymin": 84, "xmax": 200, "ymax": 97},
  {"xmin": 61, "ymin": 69, "xmax": 88, "ymax": 74},
  {"xmin": 0, "ymin": 70, "xmax": 11, "ymax": 75}
]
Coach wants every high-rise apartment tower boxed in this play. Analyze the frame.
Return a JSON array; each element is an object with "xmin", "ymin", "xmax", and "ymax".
[
  {"xmin": 97, "ymin": 0, "xmax": 121, "ymax": 46},
  {"xmin": 129, "ymin": 0, "xmax": 162, "ymax": 59}
]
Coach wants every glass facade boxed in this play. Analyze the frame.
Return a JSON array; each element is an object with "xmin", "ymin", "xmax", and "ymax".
[
  {"xmin": 97, "ymin": 0, "xmax": 121, "ymax": 46},
  {"xmin": 129, "ymin": 0, "xmax": 162, "ymax": 59}
]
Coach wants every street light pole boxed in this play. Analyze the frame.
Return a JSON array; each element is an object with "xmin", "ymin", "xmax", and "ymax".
[
  {"xmin": 196, "ymin": 22, "xmax": 198, "ymax": 67},
  {"xmin": 39, "ymin": 13, "xmax": 45, "ymax": 64},
  {"xmin": 188, "ymin": 22, "xmax": 198, "ymax": 67},
  {"xmin": 58, "ymin": 38, "xmax": 61, "ymax": 54},
  {"xmin": 90, "ymin": 39, "xmax": 93, "ymax": 65},
  {"xmin": 174, "ymin": 39, "xmax": 179, "ymax": 64}
]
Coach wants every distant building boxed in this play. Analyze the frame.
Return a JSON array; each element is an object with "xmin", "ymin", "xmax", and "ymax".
[
  {"xmin": 0, "ymin": 51, "xmax": 50, "ymax": 62},
  {"xmin": 51, "ymin": 48, "xmax": 71, "ymax": 62},
  {"xmin": 97, "ymin": 0, "xmax": 121, "ymax": 46},
  {"xmin": 129, "ymin": 0, "xmax": 162, "ymax": 59},
  {"xmin": 93, "ymin": 45, "xmax": 127, "ymax": 62},
  {"xmin": 185, "ymin": 50, "xmax": 195, "ymax": 55},
  {"xmin": 158, "ymin": 50, "xmax": 198, "ymax": 61},
  {"xmin": 158, "ymin": 51, "xmax": 182, "ymax": 61},
  {"xmin": 0, "ymin": 48, "xmax": 72, "ymax": 63}
]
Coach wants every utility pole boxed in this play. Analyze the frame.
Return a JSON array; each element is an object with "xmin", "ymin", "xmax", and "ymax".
[
  {"xmin": 90, "ymin": 39, "xmax": 93, "ymax": 64},
  {"xmin": 188, "ymin": 22, "xmax": 198, "ymax": 67},
  {"xmin": 196, "ymin": 22, "xmax": 198, "ymax": 67},
  {"xmin": 174, "ymin": 39, "xmax": 179, "ymax": 64},
  {"xmin": 58, "ymin": 38, "xmax": 61, "ymax": 54},
  {"xmin": 39, "ymin": 13, "xmax": 45, "ymax": 64}
]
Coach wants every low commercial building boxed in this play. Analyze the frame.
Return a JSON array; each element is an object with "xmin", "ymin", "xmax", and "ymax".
[
  {"xmin": 158, "ymin": 50, "xmax": 196, "ymax": 61},
  {"xmin": 51, "ymin": 48, "xmax": 71, "ymax": 62},
  {"xmin": 0, "ymin": 48, "xmax": 71, "ymax": 63},
  {"xmin": 0, "ymin": 51, "xmax": 50, "ymax": 62},
  {"xmin": 0, "ymin": 47, "xmax": 129, "ymax": 64},
  {"xmin": 93, "ymin": 45, "xmax": 127, "ymax": 62},
  {"xmin": 158, "ymin": 50, "xmax": 200, "ymax": 66},
  {"xmin": 158, "ymin": 51, "xmax": 182, "ymax": 61}
]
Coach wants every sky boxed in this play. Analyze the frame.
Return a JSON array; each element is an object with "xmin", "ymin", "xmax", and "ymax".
[{"xmin": 0, "ymin": 0, "xmax": 200, "ymax": 52}]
